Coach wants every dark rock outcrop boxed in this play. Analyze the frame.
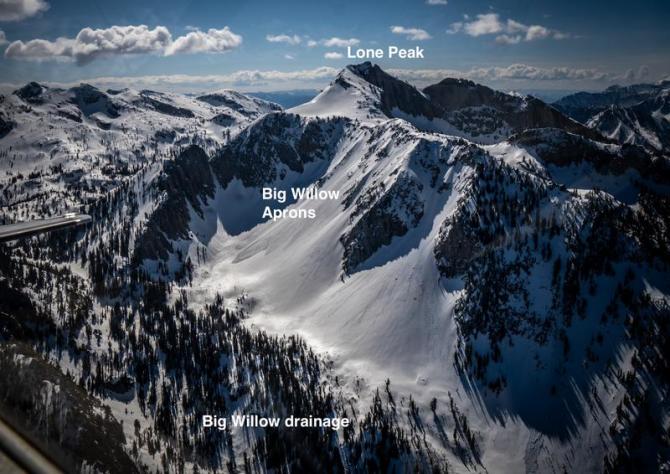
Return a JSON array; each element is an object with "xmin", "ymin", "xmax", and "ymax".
[
  {"xmin": 510, "ymin": 128, "xmax": 670, "ymax": 181},
  {"xmin": 14, "ymin": 82, "xmax": 46, "ymax": 104},
  {"xmin": 424, "ymin": 78, "xmax": 602, "ymax": 140},
  {"xmin": 347, "ymin": 62, "xmax": 440, "ymax": 119},
  {"xmin": 340, "ymin": 172, "xmax": 424, "ymax": 273},
  {"xmin": 0, "ymin": 114, "xmax": 14, "ymax": 138},
  {"xmin": 434, "ymin": 216, "xmax": 482, "ymax": 278},
  {"xmin": 211, "ymin": 111, "xmax": 236, "ymax": 126},
  {"xmin": 211, "ymin": 112, "xmax": 347, "ymax": 188},
  {"xmin": 69, "ymin": 84, "xmax": 120, "ymax": 118},
  {"xmin": 134, "ymin": 145, "xmax": 215, "ymax": 261},
  {"xmin": 136, "ymin": 92, "xmax": 194, "ymax": 118}
]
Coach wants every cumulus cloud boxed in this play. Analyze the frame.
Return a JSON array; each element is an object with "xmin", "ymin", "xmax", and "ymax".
[
  {"xmin": 451, "ymin": 13, "xmax": 568, "ymax": 44},
  {"xmin": 306, "ymin": 39, "xmax": 318, "ymax": 47},
  {"xmin": 426, "ymin": 0, "xmax": 447, "ymax": 4},
  {"xmin": 4, "ymin": 24, "xmax": 242, "ymax": 64},
  {"xmin": 390, "ymin": 26, "xmax": 432, "ymax": 40},
  {"xmin": 165, "ymin": 27, "xmax": 241, "ymax": 55},
  {"xmin": 324, "ymin": 51, "xmax": 343, "ymax": 59},
  {"xmin": 0, "ymin": 0, "xmax": 48, "ymax": 21},
  {"xmin": 525, "ymin": 25, "xmax": 551, "ymax": 41},
  {"xmin": 5, "ymin": 36, "xmax": 73, "ymax": 61},
  {"xmin": 321, "ymin": 37, "xmax": 359, "ymax": 47},
  {"xmin": 266, "ymin": 34, "xmax": 301, "ymax": 45},
  {"xmin": 462, "ymin": 13, "xmax": 503, "ymax": 36},
  {"xmin": 5, "ymin": 25, "xmax": 170, "ymax": 63}
]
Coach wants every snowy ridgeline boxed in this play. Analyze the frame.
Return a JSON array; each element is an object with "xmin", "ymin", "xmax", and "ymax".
[{"xmin": 0, "ymin": 64, "xmax": 669, "ymax": 473}]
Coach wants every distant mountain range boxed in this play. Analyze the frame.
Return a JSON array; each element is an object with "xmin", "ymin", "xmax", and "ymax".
[
  {"xmin": 1, "ymin": 63, "xmax": 669, "ymax": 473},
  {"xmin": 553, "ymin": 81, "xmax": 670, "ymax": 155}
]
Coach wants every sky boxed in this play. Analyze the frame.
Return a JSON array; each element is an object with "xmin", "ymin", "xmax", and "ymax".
[{"xmin": 0, "ymin": 0, "xmax": 668, "ymax": 94}]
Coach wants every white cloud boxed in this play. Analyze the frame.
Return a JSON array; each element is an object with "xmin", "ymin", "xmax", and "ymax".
[
  {"xmin": 390, "ymin": 26, "xmax": 432, "ymax": 40},
  {"xmin": 0, "ymin": 30, "xmax": 7, "ymax": 45},
  {"xmin": 284, "ymin": 53, "xmax": 294, "ymax": 60},
  {"xmin": 5, "ymin": 24, "xmax": 242, "ymax": 64},
  {"xmin": 321, "ymin": 37, "xmax": 359, "ymax": 47},
  {"xmin": 426, "ymin": 0, "xmax": 447, "ymax": 4},
  {"xmin": 463, "ymin": 13, "xmax": 503, "ymax": 36},
  {"xmin": 324, "ymin": 51, "xmax": 343, "ymax": 59},
  {"xmin": 165, "ymin": 27, "xmax": 241, "ymax": 55},
  {"xmin": 455, "ymin": 13, "xmax": 569, "ymax": 44},
  {"xmin": 6, "ymin": 25, "xmax": 171, "ymax": 63},
  {"xmin": 266, "ymin": 34, "xmax": 301, "ymax": 45},
  {"xmin": 0, "ymin": 0, "xmax": 48, "ymax": 21},
  {"xmin": 525, "ymin": 25, "xmax": 550, "ymax": 41},
  {"xmin": 5, "ymin": 36, "xmax": 72, "ymax": 61},
  {"xmin": 266, "ymin": 36, "xmax": 358, "ymax": 48}
]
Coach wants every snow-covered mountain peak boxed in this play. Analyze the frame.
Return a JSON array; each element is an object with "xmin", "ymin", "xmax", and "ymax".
[
  {"xmin": 293, "ymin": 64, "xmax": 600, "ymax": 145},
  {"xmin": 289, "ymin": 64, "xmax": 387, "ymax": 121},
  {"xmin": 13, "ymin": 81, "xmax": 49, "ymax": 103}
]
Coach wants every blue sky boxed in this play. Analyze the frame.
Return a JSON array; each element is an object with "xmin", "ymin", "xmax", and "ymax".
[{"xmin": 0, "ymin": 0, "xmax": 668, "ymax": 92}]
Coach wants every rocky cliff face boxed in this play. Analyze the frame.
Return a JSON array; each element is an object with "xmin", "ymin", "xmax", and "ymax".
[
  {"xmin": 424, "ymin": 78, "xmax": 518, "ymax": 112},
  {"xmin": 424, "ymin": 78, "xmax": 601, "ymax": 141},
  {"xmin": 13, "ymin": 81, "xmax": 46, "ymax": 104},
  {"xmin": 341, "ymin": 170, "xmax": 424, "ymax": 273},
  {"xmin": 69, "ymin": 84, "xmax": 121, "ymax": 118},
  {"xmin": 134, "ymin": 145, "xmax": 215, "ymax": 262},
  {"xmin": 347, "ymin": 62, "xmax": 441, "ymax": 119},
  {"xmin": 211, "ymin": 112, "xmax": 348, "ymax": 188}
]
